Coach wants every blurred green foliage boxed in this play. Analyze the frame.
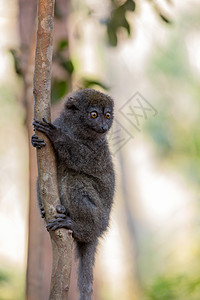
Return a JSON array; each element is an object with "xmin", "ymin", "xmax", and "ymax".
[
  {"xmin": 145, "ymin": 11, "xmax": 200, "ymax": 184},
  {"xmin": 106, "ymin": 0, "xmax": 136, "ymax": 46},
  {"xmin": 50, "ymin": 38, "xmax": 108, "ymax": 103},
  {"xmin": 51, "ymin": 79, "xmax": 69, "ymax": 104},
  {"xmin": 50, "ymin": 0, "xmax": 172, "ymax": 102},
  {"xmin": 81, "ymin": 78, "xmax": 109, "ymax": 90},
  {"xmin": 51, "ymin": 38, "xmax": 73, "ymax": 103},
  {"xmin": 141, "ymin": 9, "xmax": 200, "ymax": 300},
  {"xmin": 145, "ymin": 274, "xmax": 200, "ymax": 300},
  {"xmin": 105, "ymin": 0, "xmax": 171, "ymax": 46},
  {"xmin": 0, "ymin": 268, "xmax": 25, "ymax": 300},
  {"xmin": 11, "ymin": 0, "xmax": 172, "ymax": 105}
]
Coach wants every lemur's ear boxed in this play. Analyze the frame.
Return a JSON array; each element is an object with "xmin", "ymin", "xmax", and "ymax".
[{"xmin": 65, "ymin": 96, "xmax": 79, "ymax": 111}]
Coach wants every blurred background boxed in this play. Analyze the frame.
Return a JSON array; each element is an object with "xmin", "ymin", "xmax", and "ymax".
[{"xmin": 1, "ymin": 0, "xmax": 200, "ymax": 299}]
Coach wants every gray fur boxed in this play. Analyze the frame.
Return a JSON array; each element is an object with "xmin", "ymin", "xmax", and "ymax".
[{"xmin": 32, "ymin": 88, "xmax": 115, "ymax": 300}]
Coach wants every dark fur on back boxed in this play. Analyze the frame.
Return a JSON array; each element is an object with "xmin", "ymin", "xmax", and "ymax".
[{"xmin": 32, "ymin": 88, "xmax": 115, "ymax": 300}]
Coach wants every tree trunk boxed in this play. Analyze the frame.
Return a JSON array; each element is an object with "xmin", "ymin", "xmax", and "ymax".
[
  {"xmin": 33, "ymin": 0, "xmax": 73, "ymax": 299},
  {"xmin": 25, "ymin": 31, "xmax": 53, "ymax": 300},
  {"xmin": 19, "ymin": 0, "xmax": 74, "ymax": 298}
]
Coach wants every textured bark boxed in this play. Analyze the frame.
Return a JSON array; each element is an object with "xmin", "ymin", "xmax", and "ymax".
[
  {"xmin": 33, "ymin": 0, "xmax": 73, "ymax": 299},
  {"xmin": 25, "ymin": 31, "xmax": 52, "ymax": 300}
]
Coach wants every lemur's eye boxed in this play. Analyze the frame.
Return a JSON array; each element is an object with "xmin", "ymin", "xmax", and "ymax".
[
  {"xmin": 91, "ymin": 111, "xmax": 98, "ymax": 119},
  {"xmin": 106, "ymin": 112, "xmax": 111, "ymax": 119}
]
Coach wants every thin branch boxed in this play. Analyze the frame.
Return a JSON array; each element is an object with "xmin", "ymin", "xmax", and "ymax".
[{"xmin": 33, "ymin": 0, "xmax": 73, "ymax": 299}]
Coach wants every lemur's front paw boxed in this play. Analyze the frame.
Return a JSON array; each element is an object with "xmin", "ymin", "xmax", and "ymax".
[
  {"xmin": 46, "ymin": 205, "xmax": 72, "ymax": 231},
  {"xmin": 40, "ymin": 204, "xmax": 45, "ymax": 218},
  {"xmin": 46, "ymin": 215, "xmax": 72, "ymax": 231},
  {"xmin": 32, "ymin": 117, "xmax": 59, "ymax": 140},
  {"xmin": 31, "ymin": 134, "xmax": 46, "ymax": 149}
]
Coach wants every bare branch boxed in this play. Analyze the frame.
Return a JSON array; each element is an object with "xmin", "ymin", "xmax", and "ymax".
[{"xmin": 33, "ymin": 0, "xmax": 73, "ymax": 299}]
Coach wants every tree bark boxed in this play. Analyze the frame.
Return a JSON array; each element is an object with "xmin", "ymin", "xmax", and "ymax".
[
  {"xmin": 25, "ymin": 30, "xmax": 52, "ymax": 300},
  {"xmin": 33, "ymin": 0, "xmax": 73, "ymax": 299}
]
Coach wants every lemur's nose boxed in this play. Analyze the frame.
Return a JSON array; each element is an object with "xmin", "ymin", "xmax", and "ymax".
[{"xmin": 101, "ymin": 124, "xmax": 108, "ymax": 132}]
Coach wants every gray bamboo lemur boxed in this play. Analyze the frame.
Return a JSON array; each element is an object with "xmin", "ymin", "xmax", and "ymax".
[{"xmin": 32, "ymin": 88, "xmax": 115, "ymax": 300}]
